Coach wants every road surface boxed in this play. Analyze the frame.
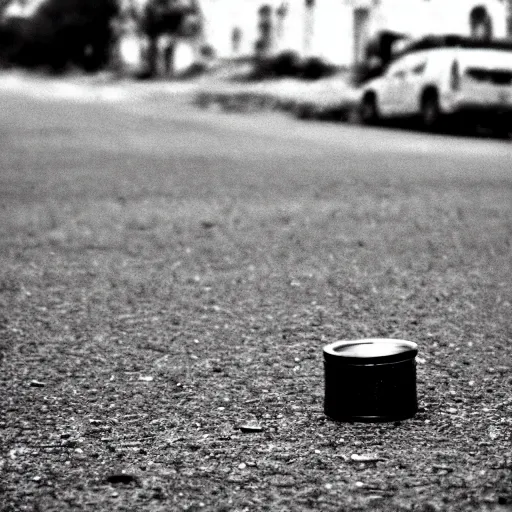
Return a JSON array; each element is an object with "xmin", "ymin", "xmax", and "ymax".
[{"xmin": 1, "ymin": 84, "xmax": 511, "ymax": 512}]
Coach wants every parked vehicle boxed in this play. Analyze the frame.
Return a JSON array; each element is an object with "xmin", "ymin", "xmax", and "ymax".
[{"xmin": 358, "ymin": 35, "xmax": 512, "ymax": 135}]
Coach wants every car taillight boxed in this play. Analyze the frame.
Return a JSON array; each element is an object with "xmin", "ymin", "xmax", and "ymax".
[{"xmin": 450, "ymin": 60, "xmax": 461, "ymax": 91}]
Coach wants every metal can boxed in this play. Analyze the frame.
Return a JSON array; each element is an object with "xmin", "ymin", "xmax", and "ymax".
[{"xmin": 323, "ymin": 338, "xmax": 418, "ymax": 422}]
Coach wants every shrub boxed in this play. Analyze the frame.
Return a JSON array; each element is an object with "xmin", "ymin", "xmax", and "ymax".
[
  {"xmin": 252, "ymin": 50, "xmax": 301, "ymax": 79},
  {"xmin": 251, "ymin": 53, "xmax": 335, "ymax": 81},
  {"xmin": 176, "ymin": 61, "xmax": 205, "ymax": 79},
  {"xmin": 199, "ymin": 44, "xmax": 215, "ymax": 60},
  {"xmin": 300, "ymin": 57, "xmax": 334, "ymax": 80},
  {"xmin": 271, "ymin": 50, "xmax": 300, "ymax": 77}
]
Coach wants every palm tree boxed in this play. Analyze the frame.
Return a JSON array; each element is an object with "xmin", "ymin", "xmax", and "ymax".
[{"xmin": 142, "ymin": 0, "xmax": 201, "ymax": 77}]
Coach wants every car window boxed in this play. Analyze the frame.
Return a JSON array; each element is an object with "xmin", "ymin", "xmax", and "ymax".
[
  {"xmin": 386, "ymin": 59, "xmax": 406, "ymax": 77},
  {"xmin": 386, "ymin": 52, "xmax": 419, "ymax": 78},
  {"xmin": 411, "ymin": 62, "xmax": 426, "ymax": 75}
]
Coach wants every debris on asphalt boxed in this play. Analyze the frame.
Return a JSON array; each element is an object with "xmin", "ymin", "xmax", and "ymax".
[
  {"xmin": 28, "ymin": 380, "xmax": 45, "ymax": 388},
  {"xmin": 350, "ymin": 454, "xmax": 386, "ymax": 463},
  {"xmin": 105, "ymin": 473, "xmax": 140, "ymax": 486},
  {"xmin": 239, "ymin": 424, "xmax": 264, "ymax": 433}
]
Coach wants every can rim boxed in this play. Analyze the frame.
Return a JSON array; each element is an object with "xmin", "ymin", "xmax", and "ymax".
[{"xmin": 323, "ymin": 338, "xmax": 418, "ymax": 364}]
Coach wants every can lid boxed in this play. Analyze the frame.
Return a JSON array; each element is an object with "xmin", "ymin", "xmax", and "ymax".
[{"xmin": 323, "ymin": 338, "xmax": 418, "ymax": 364}]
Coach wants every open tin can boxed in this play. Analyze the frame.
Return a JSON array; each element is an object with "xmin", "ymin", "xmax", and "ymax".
[{"xmin": 324, "ymin": 338, "xmax": 418, "ymax": 422}]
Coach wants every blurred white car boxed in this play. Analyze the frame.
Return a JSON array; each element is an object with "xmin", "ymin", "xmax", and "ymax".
[{"xmin": 358, "ymin": 35, "xmax": 512, "ymax": 134}]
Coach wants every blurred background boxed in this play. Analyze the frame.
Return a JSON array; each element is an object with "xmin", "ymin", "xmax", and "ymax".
[{"xmin": 0, "ymin": 0, "xmax": 511, "ymax": 79}]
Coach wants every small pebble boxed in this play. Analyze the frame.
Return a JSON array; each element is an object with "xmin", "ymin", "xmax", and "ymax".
[
  {"xmin": 106, "ymin": 473, "xmax": 139, "ymax": 485},
  {"xmin": 239, "ymin": 424, "xmax": 263, "ymax": 433},
  {"xmin": 351, "ymin": 454, "xmax": 384, "ymax": 462},
  {"xmin": 325, "ymin": 483, "xmax": 333, "ymax": 490},
  {"xmin": 238, "ymin": 463, "xmax": 247, "ymax": 470},
  {"xmin": 355, "ymin": 481, "xmax": 364, "ymax": 488}
]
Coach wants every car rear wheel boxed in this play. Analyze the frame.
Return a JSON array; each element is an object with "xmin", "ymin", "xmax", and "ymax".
[
  {"xmin": 360, "ymin": 94, "xmax": 379, "ymax": 125},
  {"xmin": 421, "ymin": 91, "xmax": 441, "ymax": 131}
]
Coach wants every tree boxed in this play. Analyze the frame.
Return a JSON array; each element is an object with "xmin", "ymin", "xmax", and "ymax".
[
  {"xmin": 140, "ymin": 0, "xmax": 201, "ymax": 77},
  {"xmin": 0, "ymin": 0, "xmax": 118, "ymax": 71}
]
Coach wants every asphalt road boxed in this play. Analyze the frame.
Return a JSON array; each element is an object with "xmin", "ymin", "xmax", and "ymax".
[
  {"xmin": 121, "ymin": 96, "xmax": 512, "ymax": 173},
  {"xmin": 1, "ymin": 87, "xmax": 511, "ymax": 512},
  {"xmin": 3, "ymin": 82, "xmax": 512, "ymax": 171}
]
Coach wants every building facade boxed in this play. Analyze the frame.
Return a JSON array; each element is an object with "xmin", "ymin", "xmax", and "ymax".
[{"xmin": 200, "ymin": 0, "xmax": 509, "ymax": 66}]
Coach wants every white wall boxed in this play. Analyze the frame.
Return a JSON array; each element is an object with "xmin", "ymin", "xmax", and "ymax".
[
  {"xmin": 308, "ymin": 0, "xmax": 351, "ymax": 65},
  {"xmin": 200, "ymin": 0, "xmax": 508, "ymax": 65},
  {"xmin": 200, "ymin": 0, "xmax": 273, "ymax": 58},
  {"xmin": 372, "ymin": 0, "xmax": 507, "ymax": 39}
]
